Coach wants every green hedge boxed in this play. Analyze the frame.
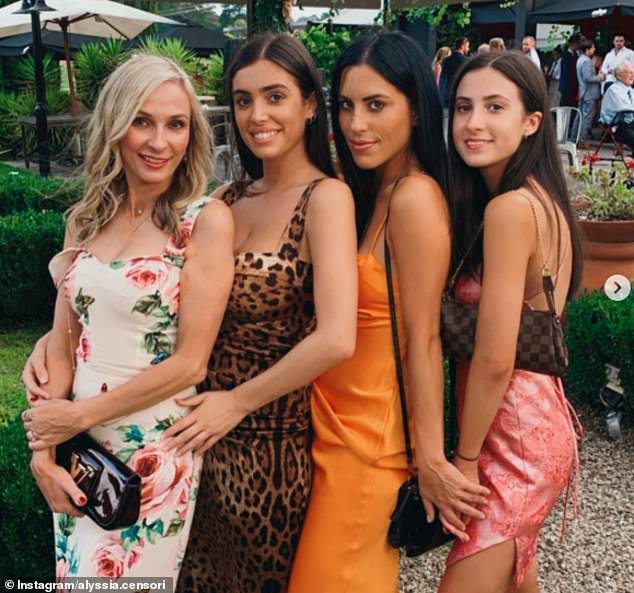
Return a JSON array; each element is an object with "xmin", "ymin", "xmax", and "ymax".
[
  {"xmin": 565, "ymin": 291, "xmax": 634, "ymax": 419},
  {"xmin": 0, "ymin": 417, "xmax": 53, "ymax": 579},
  {"xmin": 0, "ymin": 164, "xmax": 81, "ymax": 216},
  {"xmin": 0, "ymin": 209, "xmax": 64, "ymax": 326}
]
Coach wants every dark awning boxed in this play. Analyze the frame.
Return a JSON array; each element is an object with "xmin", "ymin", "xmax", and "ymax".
[
  {"xmin": 529, "ymin": 0, "xmax": 634, "ymax": 22},
  {"xmin": 0, "ymin": 30, "xmax": 105, "ymax": 58},
  {"xmin": 128, "ymin": 25, "xmax": 229, "ymax": 57},
  {"xmin": 471, "ymin": 2, "xmax": 517, "ymax": 24}
]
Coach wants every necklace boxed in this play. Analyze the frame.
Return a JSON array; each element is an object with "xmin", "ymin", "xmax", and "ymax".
[{"xmin": 123, "ymin": 207, "xmax": 152, "ymax": 232}]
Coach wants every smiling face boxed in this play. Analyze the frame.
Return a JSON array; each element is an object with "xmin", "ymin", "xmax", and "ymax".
[
  {"xmin": 616, "ymin": 62, "xmax": 634, "ymax": 85},
  {"xmin": 119, "ymin": 80, "xmax": 191, "ymax": 196},
  {"xmin": 231, "ymin": 59, "xmax": 315, "ymax": 163},
  {"xmin": 452, "ymin": 67, "xmax": 542, "ymax": 191},
  {"xmin": 338, "ymin": 63, "xmax": 414, "ymax": 175}
]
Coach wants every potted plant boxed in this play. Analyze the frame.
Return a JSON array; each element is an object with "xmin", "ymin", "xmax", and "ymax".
[{"xmin": 568, "ymin": 162, "xmax": 634, "ymax": 290}]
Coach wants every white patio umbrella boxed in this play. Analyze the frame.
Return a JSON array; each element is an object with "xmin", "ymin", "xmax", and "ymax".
[{"xmin": 0, "ymin": 0, "xmax": 179, "ymax": 113}]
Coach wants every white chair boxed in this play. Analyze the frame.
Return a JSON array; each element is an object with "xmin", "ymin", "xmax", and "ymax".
[
  {"xmin": 210, "ymin": 122, "xmax": 241, "ymax": 183},
  {"xmin": 550, "ymin": 107, "xmax": 582, "ymax": 169}
]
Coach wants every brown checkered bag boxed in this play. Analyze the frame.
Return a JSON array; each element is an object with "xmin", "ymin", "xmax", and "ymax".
[{"xmin": 441, "ymin": 192, "xmax": 568, "ymax": 377}]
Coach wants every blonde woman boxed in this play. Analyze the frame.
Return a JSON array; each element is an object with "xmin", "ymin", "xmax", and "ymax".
[
  {"xmin": 433, "ymin": 46, "xmax": 452, "ymax": 85},
  {"xmin": 489, "ymin": 37, "xmax": 506, "ymax": 52},
  {"xmin": 21, "ymin": 55, "xmax": 234, "ymax": 578}
]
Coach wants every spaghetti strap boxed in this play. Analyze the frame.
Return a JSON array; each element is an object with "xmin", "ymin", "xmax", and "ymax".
[{"xmin": 367, "ymin": 216, "xmax": 388, "ymax": 253}]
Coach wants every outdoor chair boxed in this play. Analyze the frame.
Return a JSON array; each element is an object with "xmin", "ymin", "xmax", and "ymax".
[
  {"xmin": 593, "ymin": 110, "xmax": 634, "ymax": 162},
  {"xmin": 211, "ymin": 122, "xmax": 241, "ymax": 183},
  {"xmin": 550, "ymin": 106, "xmax": 582, "ymax": 169}
]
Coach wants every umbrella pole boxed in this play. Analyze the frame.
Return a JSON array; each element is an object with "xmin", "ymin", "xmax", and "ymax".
[{"xmin": 61, "ymin": 21, "xmax": 77, "ymax": 116}]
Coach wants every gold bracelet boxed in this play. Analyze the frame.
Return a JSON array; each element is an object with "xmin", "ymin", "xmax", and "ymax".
[{"xmin": 455, "ymin": 450, "xmax": 480, "ymax": 462}]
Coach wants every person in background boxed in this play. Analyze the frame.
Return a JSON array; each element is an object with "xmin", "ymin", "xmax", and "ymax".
[
  {"xmin": 600, "ymin": 62, "xmax": 634, "ymax": 151},
  {"xmin": 576, "ymin": 38, "xmax": 604, "ymax": 146},
  {"xmin": 478, "ymin": 43, "xmax": 490, "ymax": 55},
  {"xmin": 432, "ymin": 46, "xmax": 452, "ymax": 87},
  {"xmin": 601, "ymin": 33, "xmax": 634, "ymax": 93},
  {"xmin": 547, "ymin": 45, "xmax": 562, "ymax": 108},
  {"xmin": 559, "ymin": 33, "xmax": 581, "ymax": 107},
  {"xmin": 522, "ymin": 36, "xmax": 541, "ymax": 70},
  {"xmin": 440, "ymin": 37, "xmax": 471, "ymax": 107},
  {"xmin": 489, "ymin": 37, "xmax": 505, "ymax": 52}
]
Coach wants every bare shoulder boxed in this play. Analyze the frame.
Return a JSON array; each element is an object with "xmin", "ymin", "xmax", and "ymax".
[
  {"xmin": 390, "ymin": 173, "xmax": 448, "ymax": 222},
  {"xmin": 192, "ymin": 197, "xmax": 234, "ymax": 239},
  {"xmin": 484, "ymin": 190, "xmax": 533, "ymax": 229},
  {"xmin": 309, "ymin": 177, "xmax": 353, "ymax": 204}
]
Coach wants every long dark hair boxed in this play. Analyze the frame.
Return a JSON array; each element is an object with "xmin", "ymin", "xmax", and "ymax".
[
  {"xmin": 330, "ymin": 31, "xmax": 448, "ymax": 242},
  {"xmin": 226, "ymin": 33, "xmax": 335, "ymax": 180},
  {"xmin": 447, "ymin": 51, "xmax": 583, "ymax": 299}
]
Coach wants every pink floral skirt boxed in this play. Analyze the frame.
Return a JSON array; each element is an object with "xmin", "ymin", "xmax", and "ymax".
[{"xmin": 446, "ymin": 366, "xmax": 580, "ymax": 587}]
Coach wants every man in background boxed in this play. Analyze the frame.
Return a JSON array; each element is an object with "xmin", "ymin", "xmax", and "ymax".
[
  {"xmin": 576, "ymin": 39, "xmax": 604, "ymax": 146},
  {"xmin": 522, "ymin": 35, "xmax": 541, "ymax": 69},
  {"xmin": 600, "ymin": 62, "xmax": 634, "ymax": 151},
  {"xmin": 560, "ymin": 33, "xmax": 581, "ymax": 107},
  {"xmin": 439, "ymin": 37, "xmax": 470, "ymax": 108},
  {"xmin": 601, "ymin": 33, "xmax": 634, "ymax": 93}
]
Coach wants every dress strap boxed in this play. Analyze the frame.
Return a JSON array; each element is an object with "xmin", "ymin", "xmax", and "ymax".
[
  {"xmin": 48, "ymin": 246, "xmax": 84, "ymax": 289},
  {"xmin": 165, "ymin": 196, "xmax": 216, "ymax": 261},
  {"xmin": 279, "ymin": 177, "xmax": 326, "ymax": 249}
]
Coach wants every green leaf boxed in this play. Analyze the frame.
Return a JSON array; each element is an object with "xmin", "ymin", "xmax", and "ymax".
[
  {"xmin": 144, "ymin": 518, "xmax": 165, "ymax": 544},
  {"xmin": 115, "ymin": 424, "xmax": 145, "ymax": 444},
  {"xmin": 164, "ymin": 516, "xmax": 185, "ymax": 538},
  {"xmin": 132, "ymin": 291, "xmax": 162, "ymax": 316},
  {"xmin": 57, "ymin": 513, "xmax": 76, "ymax": 537},
  {"xmin": 117, "ymin": 447, "xmax": 138, "ymax": 463},
  {"xmin": 120, "ymin": 524, "xmax": 142, "ymax": 551},
  {"xmin": 109, "ymin": 260, "xmax": 125, "ymax": 270}
]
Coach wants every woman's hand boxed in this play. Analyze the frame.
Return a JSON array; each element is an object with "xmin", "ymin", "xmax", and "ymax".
[
  {"xmin": 30, "ymin": 449, "xmax": 86, "ymax": 516},
  {"xmin": 162, "ymin": 390, "xmax": 249, "ymax": 456},
  {"xmin": 22, "ymin": 334, "xmax": 52, "ymax": 403},
  {"xmin": 418, "ymin": 457, "xmax": 489, "ymax": 542},
  {"xmin": 23, "ymin": 399, "xmax": 84, "ymax": 450}
]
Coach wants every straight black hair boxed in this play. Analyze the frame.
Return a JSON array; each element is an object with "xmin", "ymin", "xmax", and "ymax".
[
  {"xmin": 226, "ymin": 33, "xmax": 335, "ymax": 181},
  {"xmin": 330, "ymin": 31, "xmax": 449, "ymax": 242},
  {"xmin": 447, "ymin": 51, "xmax": 583, "ymax": 300}
]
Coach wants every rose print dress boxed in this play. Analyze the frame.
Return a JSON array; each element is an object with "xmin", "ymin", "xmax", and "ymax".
[
  {"xmin": 446, "ymin": 273, "xmax": 581, "ymax": 587},
  {"xmin": 48, "ymin": 197, "xmax": 212, "ymax": 580}
]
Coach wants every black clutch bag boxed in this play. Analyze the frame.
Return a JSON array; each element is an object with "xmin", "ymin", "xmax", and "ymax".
[
  {"xmin": 384, "ymin": 235, "xmax": 455, "ymax": 558},
  {"xmin": 56, "ymin": 432, "xmax": 141, "ymax": 530}
]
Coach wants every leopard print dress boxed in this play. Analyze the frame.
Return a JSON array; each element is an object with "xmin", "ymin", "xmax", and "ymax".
[{"xmin": 177, "ymin": 179, "xmax": 323, "ymax": 593}]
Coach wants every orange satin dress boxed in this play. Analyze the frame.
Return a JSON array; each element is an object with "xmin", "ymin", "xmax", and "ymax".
[{"xmin": 289, "ymin": 220, "xmax": 410, "ymax": 593}]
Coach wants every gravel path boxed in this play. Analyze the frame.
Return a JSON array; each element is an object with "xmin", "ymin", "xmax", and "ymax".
[{"xmin": 399, "ymin": 400, "xmax": 634, "ymax": 593}]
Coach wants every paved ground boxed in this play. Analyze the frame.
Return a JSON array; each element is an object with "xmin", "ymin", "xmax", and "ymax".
[{"xmin": 399, "ymin": 400, "xmax": 634, "ymax": 593}]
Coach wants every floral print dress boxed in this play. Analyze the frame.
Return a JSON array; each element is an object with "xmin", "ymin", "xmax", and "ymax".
[{"xmin": 48, "ymin": 197, "xmax": 213, "ymax": 580}]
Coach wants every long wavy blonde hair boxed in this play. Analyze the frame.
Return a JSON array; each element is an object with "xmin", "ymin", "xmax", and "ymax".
[{"xmin": 68, "ymin": 54, "xmax": 212, "ymax": 243}]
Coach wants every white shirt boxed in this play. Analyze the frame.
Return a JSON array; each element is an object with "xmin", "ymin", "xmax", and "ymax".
[
  {"xmin": 601, "ymin": 47, "xmax": 634, "ymax": 84},
  {"xmin": 599, "ymin": 80, "xmax": 634, "ymax": 125},
  {"xmin": 549, "ymin": 57, "xmax": 561, "ymax": 81},
  {"xmin": 526, "ymin": 47, "xmax": 541, "ymax": 69}
]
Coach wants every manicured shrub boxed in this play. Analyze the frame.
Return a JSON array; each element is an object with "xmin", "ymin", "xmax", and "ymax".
[
  {"xmin": 0, "ymin": 416, "xmax": 53, "ymax": 579},
  {"xmin": 0, "ymin": 209, "xmax": 64, "ymax": 326},
  {"xmin": 0, "ymin": 164, "xmax": 81, "ymax": 216},
  {"xmin": 565, "ymin": 291, "xmax": 634, "ymax": 419}
]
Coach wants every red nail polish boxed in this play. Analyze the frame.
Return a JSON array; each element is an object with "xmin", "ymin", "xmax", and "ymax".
[
  {"xmin": 100, "ymin": 383, "xmax": 108, "ymax": 393},
  {"xmin": 78, "ymin": 496, "xmax": 87, "ymax": 505}
]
